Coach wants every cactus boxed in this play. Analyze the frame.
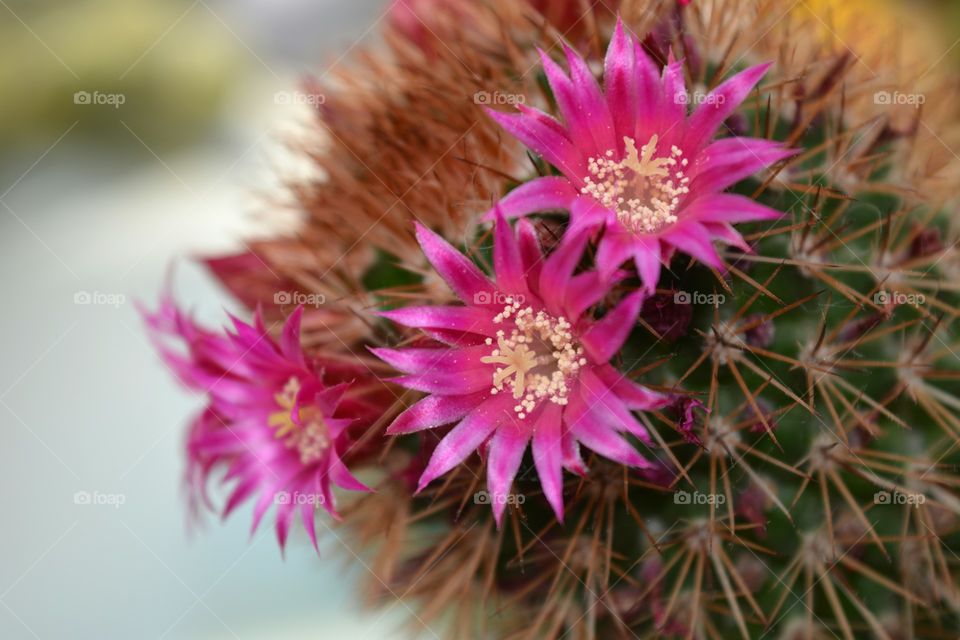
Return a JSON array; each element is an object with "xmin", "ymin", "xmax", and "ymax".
[{"xmin": 146, "ymin": 1, "xmax": 960, "ymax": 638}]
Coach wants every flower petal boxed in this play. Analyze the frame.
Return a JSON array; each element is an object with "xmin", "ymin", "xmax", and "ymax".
[
  {"xmin": 487, "ymin": 176, "xmax": 578, "ymax": 221},
  {"xmin": 487, "ymin": 420, "xmax": 530, "ymax": 526},
  {"xmin": 417, "ymin": 392, "xmax": 515, "ymax": 491},
  {"xmin": 486, "ymin": 107, "xmax": 584, "ymax": 178},
  {"xmin": 531, "ymin": 403, "xmax": 565, "ymax": 521},
  {"xmin": 582, "ymin": 291, "xmax": 644, "ymax": 362},
  {"xmin": 684, "ymin": 62, "xmax": 772, "ymax": 153},
  {"xmin": 415, "ymin": 222, "xmax": 493, "ymax": 303},
  {"xmin": 387, "ymin": 391, "xmax": 488, "ymax": 435}
]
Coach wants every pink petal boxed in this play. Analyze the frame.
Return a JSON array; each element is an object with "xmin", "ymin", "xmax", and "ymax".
[
  {"xmin": 486, "ymin": 420, "xmax": 530, "ymax": 526},
  {"xmin": 632, "ymin": 235, "xmax": 664, "ymax": 295},
  {"xmin": 378, "ymin": 306, "xmax": 496, "ymax": 335},
  {"xmin": 682, "ymin": 193, "xmax": 785, "ymax": 224},
  {"xmin": 493, "ymin": 211, "xmax": 527, "ymax": 295},
  {"xmin": 539, "ymin": 228, "xmax": 589, "ymax": 315},
  {"xmin": 279, "ymin": 306, "xmax": 306, "ymax": 366},
  {"xmin": 516, "ymin": 219, "xmax": 543, "ymax": 283},
  {"xmin": 691, "ymin": 137, "xmax": 796, "ymax": 194},
  {"xmin": 604, "ymin": 19, "xmax": 638, "ymax": 147},
  {"xmin": 417, "ymin": 392, "xmax": 515, "ymax": 491},
  {"xmin": 579, "ymin": 368, "xmax": 652, "ymax": 445},
  {"xmin": 570, "ymin": 418, "xmax": 650, "ymax": 468},
  {"xmin": 661, "ymin": 221, "xmax": 723, "ymax": 270},
  {"xmin": 370, "ymin": 345, "xmax": 488, "ymax": 374},
  {"xmin": 596, "ymin": 231, "xmax": 636, "ymax": 282},
  {"xmin": 415, "ymin": 223, "xmax": 493, "ymax": 303},
  {"xmin": 567, "ymin": 195, "xmax": 610, "ymax": 236},
  {"xmin": 531, "ymin": 403, "xmax": 565, "ymax": 521},
  {"xmin": 486, "ymin": 107, "xmax": 584, "ymax": 178},
  {"xmin": 485, "ymin": 176, "xmax": 578, "ymax": 220},
  {"xmin": 582, "ymin": 291, "xmax": 644, "ymax": 362},
  {"xmin": 390, "ymin": 367, "xmax": 492, "ymax": 395},
  {"xmin": 684, "ymin": 62, "xmax": 772, "ymax": 153},
  {"xmin": 386, "ymin": 391, "xmax": 488, "ymax": 435},
  {"xmin": 563, "ymin": 44, "xmax": 616, "ymax": 155},
  {"xmin": 704, "ymin": 222, "xmax": 751, "ymax": 253},
  {"xmin": 633, "ymin": 41, "xmax": 663, "ymax": 134},
  {"xmin": 595, "ymin": 364, "xmax": 670, "ymax": 410}
]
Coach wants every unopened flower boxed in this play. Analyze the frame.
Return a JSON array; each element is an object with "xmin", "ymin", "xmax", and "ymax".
[
  {"xmin": 487, "ymin": 19, "xmax": 795, "ymax": 292},
  {"xmin": 374, "ymin": 214, "xmax": 669, "ymax": 524}
]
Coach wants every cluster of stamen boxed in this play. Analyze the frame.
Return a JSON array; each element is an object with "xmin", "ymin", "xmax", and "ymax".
[
  {"xmin": 268, "ymin": 376, "xmax": 331, "ymax": 465},
  {"xmin": 581, "ymin": 134, "xmax": 690, "ymax": 234},
  {"xmin": 479, "ymin": 298, "xmax": 586, "ymax": 419}
]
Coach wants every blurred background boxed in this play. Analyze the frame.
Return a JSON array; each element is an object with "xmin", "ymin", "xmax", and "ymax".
[{"xmin": 0, "ymin": 0, "xmax": 957, "ymax": 638}]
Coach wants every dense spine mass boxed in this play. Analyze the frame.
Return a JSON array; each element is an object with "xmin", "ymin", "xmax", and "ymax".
[{"xmin": 147, "ymin": 1, "xmax": 960, "ymax": 638}]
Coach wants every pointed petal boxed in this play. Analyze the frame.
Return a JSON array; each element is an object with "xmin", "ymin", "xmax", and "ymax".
[
  {"xmin": 684, "ymin": 62, "xmax": 772, "ymax": 153},
  {"xmin": 691, "ymin": 137, "xmax": 796, "ymax": 193},
  {"xmin": 604, "ymin": 19, "xmax": 637, "ymax": 146},
  {"xmin": 378, "ymin": 305, "xmax": 496, "ymax": 335},
  {"xmin": 417, "ymin": 393, "xmax": 515, "ymax": 491},
  {"xmin": 662, "ymin": 221, "xmax": 723, "ymax": 270},
  {"xmin": 564, "ymin": 44, "xmax": 616, "ymax": 152},
  {"xmin": 387, "ymin": 391, "xmax": 488, "ymax": 435},
  {"xmin": 493, "ymin": 211, "xmax": 527, "ymax": 295},
  {"xmin": 485, "ymin": 176, "xmax": 578, "ymax": 221},
  {"xmin": 582, "ymin": 291, "xmax": 644, "ymax": 362},
  {"xmin": 486, "ymin": 107, "xmax": 584, "ymax": 178},
  {"xmin": 415, "ymin": 223, "xmax": 493, "ymax": 303},
  {"xmin": 487, "ymin": 421, "xmax": 530, "ymax": 526},
  {"xmin": 632, "ymin": 236, "xmax": 664, "ymax": 294},
  {"xmin": 682, "ymin": 193, "xmax": 786, "ymax": 224},
  {"xmin": 532, "ymin": 403, "xmax": 565, "ymax": 521},
  {"xmin": 389, "ymin": 367, "xmax": 492, "ymax": 395}
]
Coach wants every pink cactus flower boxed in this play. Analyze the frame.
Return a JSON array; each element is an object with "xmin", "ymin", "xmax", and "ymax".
[
  {"xmin": 374, "ymin": 214, "xmax": 670, "ymax": 525},
  {"xmin": 486, "ymin": 19, "xmax": 795, "ymax": 292},
  {"xmin": 144, "ymin": 301, "xmax": 381, "ymax": 553}
]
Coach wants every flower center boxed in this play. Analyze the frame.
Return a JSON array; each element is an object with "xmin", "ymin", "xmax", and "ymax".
[
  {"xmin": 479, "ymin": 298, "xmax": 586, "ymax": 419},
  {"xmin": 268, "ymin": 376, "xmax": 331, "ymax": 465},
  {"xmin": 581, "ymin": 134, "xmax": 691, "ymax": 234}
]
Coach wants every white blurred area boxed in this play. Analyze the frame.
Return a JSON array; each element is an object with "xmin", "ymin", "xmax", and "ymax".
[{"xmin": 0, "ymin": 0, "xmax": 413, "ymax": 638}]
